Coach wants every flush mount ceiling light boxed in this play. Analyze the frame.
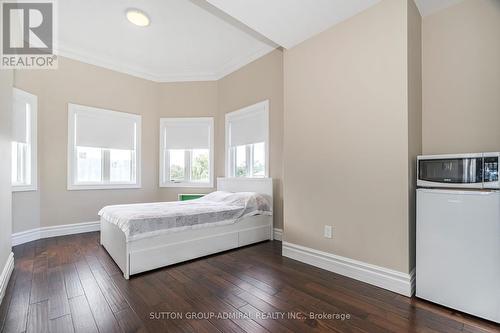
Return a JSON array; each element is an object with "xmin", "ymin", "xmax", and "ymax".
[{"xmin": 126, "ymin": 9, "xmax": 150, "ymax": 27}]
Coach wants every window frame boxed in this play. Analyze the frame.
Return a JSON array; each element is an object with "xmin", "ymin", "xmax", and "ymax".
[
  {"xmin": 159, "ymin": 117, "xmax": 214, "ymax": 188},
  {"xmin": 12, "ymin": 88, "xmax": 38, "ymax": 192},
  {"xmin": 229, "ymin": 142, "xmax": 266, "ymax": 178},
  {"xmin": 225, "ymin": 100, "xmax": 269, "ymax": 178},
  {"xmin": 67, "ymin": 104, "xmax": 142, "ymax": 191}
]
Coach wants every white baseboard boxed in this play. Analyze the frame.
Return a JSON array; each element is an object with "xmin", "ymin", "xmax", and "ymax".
[
  {"xmin": 0, "ymin": 252, "xmax": 14, "ymax": 306},
  {"xmin": 12, "ymin": 221, "xmax": 100, "ymax": 246},
  {"xmin": 273, "ymin": 228, "xmax": 283, "ymax": 241},
  {"xmin": 282, "ymin": 241, "xmax": 415, "ymax": 297}
]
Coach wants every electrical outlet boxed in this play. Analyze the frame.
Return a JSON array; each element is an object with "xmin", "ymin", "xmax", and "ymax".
[{"xmin": 324, "ymin": 225, "xmax": 333, "ymax": 239}]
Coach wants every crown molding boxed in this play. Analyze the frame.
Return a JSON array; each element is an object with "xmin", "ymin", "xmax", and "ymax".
[
  {"xmin": 55, "ymin": 43, "xmax": 276, "ymax": 83},
  {"xmin": 215, "ymin": 45, "xmax": 276, "ymax": 80},
  {"xmin": 55, "ymin": 44, "xmax": 166, "ymax": 82}
]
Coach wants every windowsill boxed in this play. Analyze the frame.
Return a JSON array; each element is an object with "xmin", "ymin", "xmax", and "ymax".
[
  {"xmin": 160, "ymin": 182, "xmax": 213, "ymax": 189},
  {"xmin": 67, "ymin": 183, "xmax": 142, "ymax": 191},
  {"xmin": 12, "ymin": 185, "xmax": 37, "ymax": 192}
]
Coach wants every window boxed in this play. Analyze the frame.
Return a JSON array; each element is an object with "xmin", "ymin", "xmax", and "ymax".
[
  {"xmin": 68, "ymin": 104, "xmax": 141, "ymax": 190},
  {"xmin": 160, "ymin": 118, "xmax": 214, "ymax": 188},
  {"xmin": 12, "ymin": 88, "xmax": 37, "ymax": 192},
  {"xmin": 226, "ymin": 100, "xmax": 269, "ymax": 178}
]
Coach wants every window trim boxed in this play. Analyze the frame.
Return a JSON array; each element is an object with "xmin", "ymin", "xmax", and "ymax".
[
  {"xmin": 225, "ymin": 100, "xmax": 269, "ymax": 178},
  {"xmin": 229, "ymin": 143, "xmax": 266, "ymax": 178},
  {"xmin": 12, "ymin": 88, "xmax": 38, "ymax": 192},
  {"xmin": 67, "ymin": 103, "xmax": 142, "ymax": 191},
  {"xmin": 159, "ymin": 117, "xmax": 214, "ymax": 188}
]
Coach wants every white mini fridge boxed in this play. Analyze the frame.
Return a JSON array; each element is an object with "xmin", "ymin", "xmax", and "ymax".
[{"xmin": 416, "ymin": 189, "xmax": 500, "ymax": 323}]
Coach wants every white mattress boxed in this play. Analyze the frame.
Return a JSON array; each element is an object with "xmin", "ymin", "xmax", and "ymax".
[{"xmin": 98, "ymin": 191, "xmax": 272, "ymax": 241}]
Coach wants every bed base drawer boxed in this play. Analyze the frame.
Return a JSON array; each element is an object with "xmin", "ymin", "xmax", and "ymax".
[
  {"xmin": 102, "ymin": 215, "xmax": 273, "ymax": 279},
  {"xmin": 239, "ymin": 225, "xmax": 271, "ymax": 246},
  {"xmin": 130, "ymin": 232, "xmax": 239, "ymax": 275}
]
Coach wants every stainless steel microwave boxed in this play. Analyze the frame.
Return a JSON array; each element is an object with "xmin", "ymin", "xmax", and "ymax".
[{"xmin": 417, "ymin": 153, "xmax": 499, "ymax": 189}]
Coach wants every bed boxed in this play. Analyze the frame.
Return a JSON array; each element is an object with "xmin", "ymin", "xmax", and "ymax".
[{"xmin": 99, "ymin": 177, "xmax": 273, "ymax": 279}]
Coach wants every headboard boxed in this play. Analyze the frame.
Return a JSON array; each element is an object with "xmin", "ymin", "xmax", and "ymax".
[{"xmin": 217, "ymin": 177, "xmax": 273, "ymax": 211}]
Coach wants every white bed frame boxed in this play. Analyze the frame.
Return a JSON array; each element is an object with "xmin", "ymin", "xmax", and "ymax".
[{"xmin": 100, "ymin": 177, "xmax": 273, "ymax": 279}]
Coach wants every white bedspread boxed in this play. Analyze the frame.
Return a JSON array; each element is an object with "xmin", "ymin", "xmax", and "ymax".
[{"xmin": 98, "ymin": 191, "xmax": 272, "ymax": 241}]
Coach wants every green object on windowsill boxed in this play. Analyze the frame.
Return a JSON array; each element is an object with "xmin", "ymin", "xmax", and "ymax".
[{"xmin": 178, "ymin": 194, "xmax": 205, "ymax": 201}]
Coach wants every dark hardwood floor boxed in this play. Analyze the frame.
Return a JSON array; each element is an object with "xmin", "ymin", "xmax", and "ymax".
[{"xmin": 0, "ymin": 232, "xmax": 498, "ymax": 333}]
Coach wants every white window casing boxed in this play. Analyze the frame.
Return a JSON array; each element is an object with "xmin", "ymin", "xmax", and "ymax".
[
  {"xmin": 160, "ymin": 117, "xmax": 214, "ymax": 188},
  {"xmin": 225, "ymin": 100, "xmax": 269, "ymax": 178},
  {"xmin": 67, "ymin": 103, "xmax": 141, "ymax": 190},
  {"xmin": 12, "ymin": 88, "xmax": 37, "ymax": 192}
]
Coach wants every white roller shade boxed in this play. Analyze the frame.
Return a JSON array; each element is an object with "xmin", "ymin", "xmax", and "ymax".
[
  {"xmin": 228, "ymin": 109, "xmax": 267, "ymax": 147},
  {"xmin": 73, "ymin": 105, "xmax": 139, "ymax": 150},
  {"xmin": 12, "ymin": 99, "xmax": 28, "ymax": 143},
  {"xmin": 164, "ymin": 119, "xmax": 211, "ymax": 150}
]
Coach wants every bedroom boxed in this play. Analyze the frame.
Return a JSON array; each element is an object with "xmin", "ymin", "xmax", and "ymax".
[{"xmin": 0, "ymin": 0, "xmax": 499, "ymax": 332}]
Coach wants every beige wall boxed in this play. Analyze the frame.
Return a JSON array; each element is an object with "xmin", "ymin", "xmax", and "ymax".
[
  {"xmin": 14, "ymin": 57, "xmax": 160, "ymax": 230},
  {"xmin": 13, "ymin": 52, "xmax": 284, "ymax": 233},
  {"xmin": 407, "ymin": 0, "xmax": 422, "ymax": 270},
  {"xmin": 284, "ymin": 0, "xmax": 418, "ymax": 273},
  {"xmin": 422, "ymin": 0, "xmax": 500, "ymax": 154},
  {"xmin": 217, "ymin": 50, "xmax": 284, "ymax": 229},
  {"xmin": 0, "ymin": 70, "xmax": 13, "ymax": 274},
  {"xmin": 12, "ymin": 191, "xmax": 40, "ymax": 233}
]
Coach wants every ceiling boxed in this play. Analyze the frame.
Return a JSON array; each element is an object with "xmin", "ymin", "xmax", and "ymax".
[
  {"xmin": 205, "ymin": 0, "xmax": 381, "ymax": 49},
  {"xmin": 206, "ymin": 0, "xmax": 466, "ymax": 49},
  {"xmin": 414, "ymin": 0, "xmax": 465, "ymax": 17},
  {"xmin": 57, "ymin": 0, "xmax": 277, "ymax": 82},
  {"xmin": 56, "ymin": 0, "xmax": 464, "ymax": 83}
]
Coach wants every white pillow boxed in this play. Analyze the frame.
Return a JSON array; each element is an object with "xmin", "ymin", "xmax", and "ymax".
[
  {"xmin": 201, "ymin": 191, "xmax": 272, "ymax": 212},
  {"xmin": 199, "ymin": 191, "xmax": 233, "ymax": 202}
]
